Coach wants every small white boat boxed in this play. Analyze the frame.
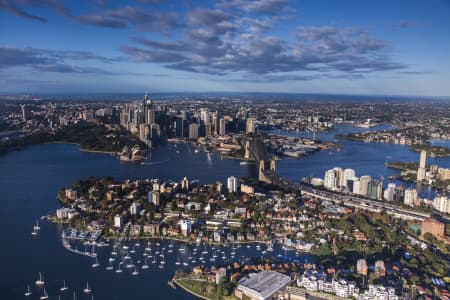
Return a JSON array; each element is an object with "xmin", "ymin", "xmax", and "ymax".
[
  {"xmin": 106, "ymin": 261, "xmax": 114, "ymax": 270},
  {"xmin": 142, "ymin": 258, "xmax": 149, "ymax": 270},
  {"xmin": 35, "ymin": 272, "xmax": 45, "ymax": 286},
  {"xmin": 92, "ymin": 257, "xmax": 100, "ymax": 268},
  {"xmin": 40, "ymin": 288, "xmax": 48, "ymax": 300},
  {"xmin": 116, "ymin": 264, "xmax": 122, "ymax": 273},
  {"xmin": 34, "ymin": 220, "xmax": 41, "ymax": 231},
  {"xmin": 194, "ymin": 149, "xmax": 199, "ymax": 153},
  {"xmin": 24, "ymin": 285, "xmax": 32, "ymax": 296},
  {"xmin": 60, "ymin": 280, "xmax": 68, "ymax": 291},
  {"xmin": 83, "ymin": 282, "xmax": 91, "ymax": 293},
  {"xmin": 132, "ymin": 266, "xmax": 139, "ymax": 276}
]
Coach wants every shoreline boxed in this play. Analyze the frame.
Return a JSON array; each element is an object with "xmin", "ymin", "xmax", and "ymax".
[
  {"xmin": 45, "ymin": 141, "xmax": 118, "ymax": 154},
  {"xmin": 173, "ymin": 278, "xmax": 212, "ymax": 300}
]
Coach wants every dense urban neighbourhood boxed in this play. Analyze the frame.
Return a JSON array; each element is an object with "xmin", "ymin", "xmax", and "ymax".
[{"xmin": 1, "ymin": 95, "xmax": 450, "ymax": 299}]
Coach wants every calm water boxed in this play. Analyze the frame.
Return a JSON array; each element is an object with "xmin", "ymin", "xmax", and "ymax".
[{"xmin": 1, "ymin": 126, "xmax": 449, "ymax": 299}]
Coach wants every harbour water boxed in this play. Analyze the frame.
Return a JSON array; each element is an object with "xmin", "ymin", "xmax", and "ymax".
[{"xmin": 1, "ymin": 126, "xmax": 449, "ymax": 299}]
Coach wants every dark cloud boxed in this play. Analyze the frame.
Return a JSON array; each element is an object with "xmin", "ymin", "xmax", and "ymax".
[
  {"xmin": 0, "ymin": 47, "xmax": 120, "ymax": 74},
  {"xmin": 71, "ymin": 14, "xmax": 128, "ymax": 28},
  {"xmin": 220, "ymin": 0, "xmax": 290, "ymax": 14},
  {"xmin": 121, "ymin": 23, "xmax": 406, "ymax": 78},
  {"xmin": 0, "ymin": 0, "xmax": 47, "ymax": 22},
  {"xmin": 389, "ymin": 20, "xmax": 424, "ymax": 30}
]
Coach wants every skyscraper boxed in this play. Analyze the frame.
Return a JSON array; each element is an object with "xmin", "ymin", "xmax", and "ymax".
[
  {"xmin": 189, "ymin": 123, "xmax": 199, "ymax": 139},
  {"xmin": 246, "ymin": 118, "xmax": 256, "ymax": 134},
  {"xmin": 417, "ymin": 150, "xmax": 427, "ymax": 181},
  {"xmin": 227, "ymin": 176, "xmax": 238, "ymax": 193},
  {"xmin": 219, "ymin": 118, "xmax": 226, "ymax": 136},
  {"xmin": 359, "ymin": 175, "xmax": 372, "ymax": 196},
  {"xmin": 324, "ymin": 169, "xmax": 337, "ymax": 190}
]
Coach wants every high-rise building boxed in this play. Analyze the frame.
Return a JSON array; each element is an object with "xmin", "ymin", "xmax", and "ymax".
[
  {"xmin": 219, "ymin": 118, "xmax": 226, "ymax": 136},
  {"xmin": 324, "ymin": 169, "xmax": 337, "ymax": 190},
  {"xmin": 403, "ymin": 188, "xmax": 417, "ymax": 207},
  {"xmin": 189, "ymin": 123, "xmax": 199, "ymax": 139},
  {"xmin": 227, "ymin": 176, "xmax": 238, "ymax": 193},
  {"xmin": 393, "ymin": 185, "xmax": 405, "ymax": 203},
  {"xmin": 417, "ymin": 150, "xmax": 427, "ymax": 181},
  {"xmin": 114, "ymin": 215, "xmax": 123, "ymax": 228},
  {"xmin": 181, "ymin": 176, "xmax": 189, "ymax": 191},
  {"xmin": 213, "ymin": 112, "xmax": 220, "ymax": 135},
  {"xmin": 359, "ymin": 175, "xmax": 372, "ymax": 196},
  {"xmin": 130, "ymin": 202, "xmax": 140, "ymax": 215},
  {"xmin": 352, "ymin": 179, "xmax": 360, "ymax": 194},
  {"xmin": 368, "ymin": 180, "xmax": 382, "ymax": 200},
  {"xmin": 343, "ymin": 168, "xmax": 356, "ymax": 188},
  {"xmin": 180, "ymin": 220, "xmax": 192, "ymax": 237},
  {"xmin": 246, "ymin": 118, "xmax": 256, "ymax": 134},
  {"xmin": 433, "ymin": 195, "xmax": 450, "ymax": 213},
  {"xmin": 419, "ymin": 150, "xmax": 427, "ymax": 168},
  {"xmin": 383, "ymin": 183, "xmax": 396, "ymax": 201},
  {"xmin": 148, "ymin": 191, "xmax": 160, "ymax": 206},
  {"xmin": 21, "ymin": 104, "xmax": 30, "ymax": 122},
  {"xmin": 333, "ymin": 167, "xmax": 344, "ymax": 188}
]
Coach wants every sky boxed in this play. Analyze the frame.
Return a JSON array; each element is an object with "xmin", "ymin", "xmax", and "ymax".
[{"xmin": 0, "ymin": 0, "xmax": 450, "ymax": 96}]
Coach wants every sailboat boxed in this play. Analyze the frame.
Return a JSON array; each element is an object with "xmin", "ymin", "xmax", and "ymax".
[
  {"xmin": 40, "ymin": 288, "xmax": 48, "ymax": 300},
  {"xmin": 175, "ymin": 257, "xmax": 181, "ymax": 266},
  {"xmin": 34, "ymin": 220, "xmax": 41, "ymax": 231},
  {"xmin": 35, "ymin": 272, "xmax": 45, "ymax": 286},
  {"xmin": 92, "ymin": 257, "xmax": 100, "ymax": 268},
  {"xmin": 116, "ymin": 264, "xmax": 123, "ymax": 273},
  {"xmin": 106, "ymin": 261, "xmax": 114, "ymax": 270},
  {"xmin": 60, "ymin": 280, "xmax": 68, "ymax": 291},
  {"xmin": 142, "ymin": 257, "xmax": 149, "ymax": 269},
  {"xmin": 83, "ymin": 282, "xmax": 91, "ymax": 293},
  {"xmin": 132, "ymin": 266, "xmax": 139, "ymax": 276},
  {"xmin": 24, "ymin": 285, "xmax": 32, "ymax": 296}
]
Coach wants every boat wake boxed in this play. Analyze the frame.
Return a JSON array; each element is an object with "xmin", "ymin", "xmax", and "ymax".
[{"xmin": 140, "ymin": 159, "xmax": 170, "ymax": 165}]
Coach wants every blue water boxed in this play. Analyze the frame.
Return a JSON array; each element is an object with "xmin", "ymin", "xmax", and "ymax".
[{"xmin": 1, "ymin": 127, "xmax": 449, "ymax": 299}]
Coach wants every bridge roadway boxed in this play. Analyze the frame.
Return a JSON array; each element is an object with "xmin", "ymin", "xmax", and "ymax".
[
  {"xmin": 247, "ymin": 135, "xmax": 301, "ymax": 190},
  {"xmin": 301, "ymin": 184, "xmax": 431, "ymax": 221},
  {"xmin": 246, "ymin": 136, "xmax": 434, "ymax": 222}
]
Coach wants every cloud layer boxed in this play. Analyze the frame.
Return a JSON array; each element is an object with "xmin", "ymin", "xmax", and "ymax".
[{"xmin": 0, "ymin": 0, "xmax": 409, "ymax": 81}]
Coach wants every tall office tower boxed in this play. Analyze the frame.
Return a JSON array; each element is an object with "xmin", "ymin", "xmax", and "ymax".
[
  {"xmin": 205, "ymin": 123, "xmax": 212, "ymax": 137},
  {"xmin": 147, "ymin": 109, "xmax": 155, "ymax": 125},
  {"xmin": 143, "ymin": 94, "xmax": 153, "ymax": 125},
  {"xmin": 21, "ymin": 104, "xmax": 30, "ymax": 122},
  {"xmin": 333, "ymin": 167, "xmax": 344, "ymax": 188},
  {"xmin": 403, "ymin": 188, "xmax": 417, "ymax": 207},
  {"xmin": 189, "ymin": 123, "xmax": 199, "ymax": 139},
  {"xmin": 227, "ymin": 176, "xmax": 238, "ymax": 193},
  {"xmin": 120, "ymin": 112, "xmax": 129, "ymax": 128},
  {"xmin": 419, "ymin": 150, "xmax": 426, "ymax": 168},
  {"xmin": 214, "ymin": 112, "xmax": 220, "ymax": 135},
  {"xmin": 139, "ymin": 124, "xmax": 147, "ymax": 141},
  {"xmin": 352, "ymin": 179, "xmax": 360, "ymax": 194},
  {"xmin": 393, "ymin": 185, "xmax": 405, "ymax": 203},
  {"xmin": 175, "ymin": 116, "xmax": 185, "ymax": 138},
  {"xmin": 181, "ymin": 177, "xmax": 189, "ymax": 191},
  {"xmin": 219, "ymin": 118, "xmax": 226, "ymax": 136},
  {"xmin": 368, "ymin": 180, "xmax": 382, "ymax": 200},
  {"xmin": 417, "ymin": 150, "xmax": 427, "ymax": 181},
  {"xmin": 324, "ymin": 169, "xmax": 337, "ymax": 190},
  {"xmin": 343, "ymin": 168, "xmax": 356, "ymax": 189},
  {"xmin": 359, "ymin": 175, "xmax": 372, "ymax": 196},
  {"xmin": 200, "ymin": 108, "xmax": 210, "ymax": 125},
  {"xmin": 150, "ymin": 123, "xmax": 160, "ymax": 139},
  {"xmin": 246, "ymin": 118, "xmax": 256, "ymax": 134},
  {"xmin": 383, "ymin": 183, "xmax": 396, "ymax": 201}
]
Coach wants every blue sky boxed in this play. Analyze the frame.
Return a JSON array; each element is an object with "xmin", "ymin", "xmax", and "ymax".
[{"xmin": 1, "ymin": 0, "xmax": 449, "ymax": 96}]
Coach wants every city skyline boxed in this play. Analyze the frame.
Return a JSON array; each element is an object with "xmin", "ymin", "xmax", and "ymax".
[{"xmin": 1, "ymin": 0, "xmax": 450, "ymax": 96}]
